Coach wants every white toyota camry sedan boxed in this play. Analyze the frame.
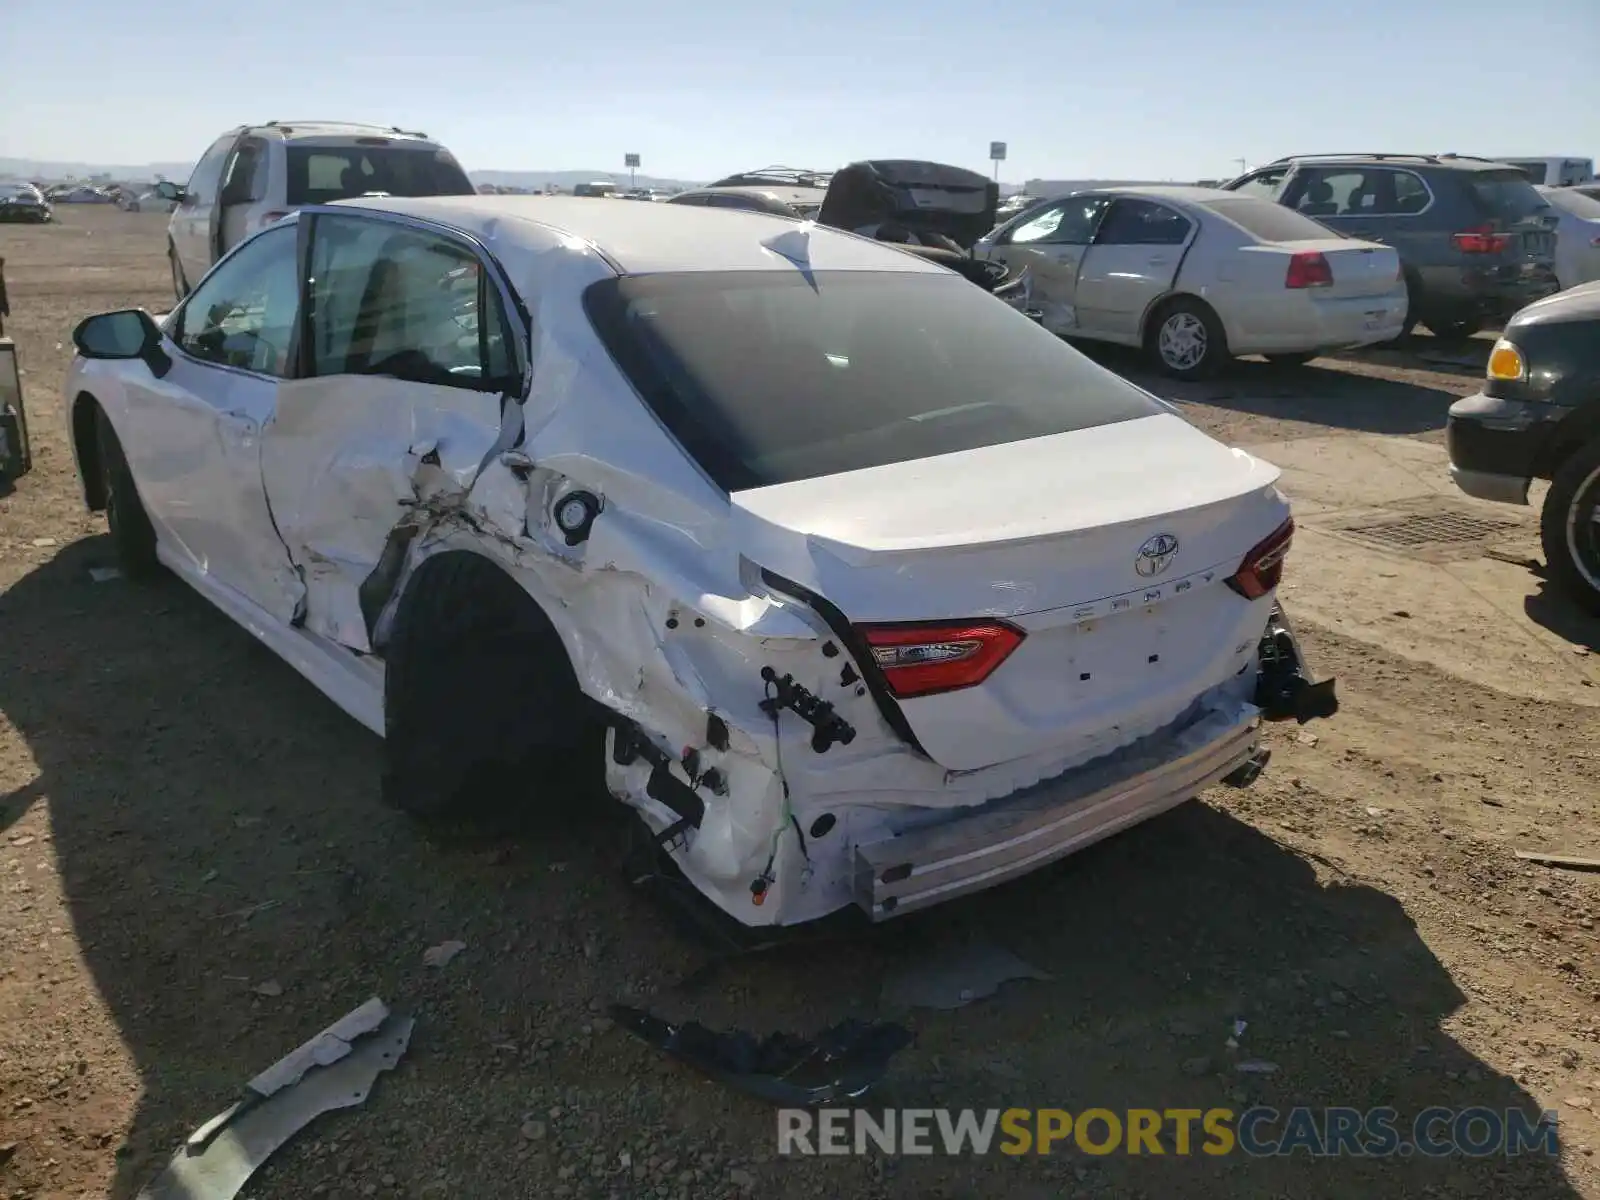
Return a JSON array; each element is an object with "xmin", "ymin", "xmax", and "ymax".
[
  {"xmin": 64, "ymin": 196, "xmax": 1333, "ymax": 928},
  {"xmin": 974, "ymin": 186, "xmax": 1408, "ymax": 378}
]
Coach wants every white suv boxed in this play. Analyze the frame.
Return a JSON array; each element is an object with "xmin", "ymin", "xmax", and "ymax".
[{"xmin": 158, "ymin": 121, "xmax": 474, "ymax": 300}]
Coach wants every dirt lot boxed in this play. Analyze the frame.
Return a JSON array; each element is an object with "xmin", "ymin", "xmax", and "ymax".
[{"xmin": 2, "ymin": 206, "xmax": 1598, "ymax": 1200}]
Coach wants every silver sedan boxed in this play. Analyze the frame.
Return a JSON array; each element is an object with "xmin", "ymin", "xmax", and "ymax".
[{"xmin": 974, "ymin": 186, "xmax": 1407, "ymax": 378}]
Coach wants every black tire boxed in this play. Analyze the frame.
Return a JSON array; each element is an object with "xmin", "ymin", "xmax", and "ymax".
[
  {"xmin": 1425, "ymin": 315, "xmax": 1482, "ymax": 341},
  {"xmin": 1539, "ymin": 438, "xmax": 1600, "ymax": 615},
  {"xmin": 1146, "ymin": 296, "xmax": 1230, "ymax": 380},
  {"xmin": 95, "ymin": 410, "xmax": 160, "ymax": 579},
  {"xmin": 168, "ymin": 244, "xmax": 188, "ymax": 301},
  {"xmin": 1263, "ymin": 352, "xmax": 1318, "ymax": 368},
  {"xmin": 382, "ymin": 552, "xmax": 593, "ymax": 822}
]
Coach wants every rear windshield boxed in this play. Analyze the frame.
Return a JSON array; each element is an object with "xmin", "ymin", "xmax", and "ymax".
[
  {"xmin": 1545, "ymin": 188, "xmax": 1600, "ymax": 219},
  {"xmin": 1201, "ymin": 197, "xmax": 1338, "ymax": 242},
  {"xmin": 1466, "ymin": 170, "xmax": 1550, "ymax": 221},
  {"xmin": 583, "ymin": 271, "xmax": 1166, "ymax": 491},
  {"xmin": 285, "ymin": 145, "xmax": 475, "ymax": 206}
]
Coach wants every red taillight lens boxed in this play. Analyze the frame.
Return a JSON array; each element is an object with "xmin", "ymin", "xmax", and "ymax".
[
  {"xmin": 856, "ymin": 621, "xmax": 1024, "ymax": 699},
  {"xmin": 1451, "ymin": 225, "xmax": 1510, "ymax": 254},
  {"xmin": 259, "ymin": 210, "xmax": 290, "ymax": 226},
  {"xmin": 1226, "ymin": 518, "xmax": 1295, "ymax": 600},
  {"xmin": 1285, "ymin": 252, "xmax": 1333, "ymax": 289}
]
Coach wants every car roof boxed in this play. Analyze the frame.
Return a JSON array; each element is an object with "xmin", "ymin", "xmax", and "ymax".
[
  {"xmin": 1089, "ymin": 184, "xmax": 1240, "ymax": 203},
  {"xmin": 329, "ymin": 194, "xmax": 952, "ymax": 275},
  {"xmin": 1262, "ymin": 154, "xmax": 1520, "ymax": 173},
  {"xmin": 248, "ymin": 121, "xmax": 439, "ymax": 145}
]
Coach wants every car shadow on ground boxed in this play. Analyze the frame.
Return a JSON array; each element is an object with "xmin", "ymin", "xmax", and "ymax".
[
  {"xmin": 1080, "ymin": 343, "xmax": 1464, "ymax": 438},
  {"xmin": 1524, "ymin": 574, "xmax": 1600, "ymax": 654},
  {"xmin": 0, "ymin": 539, "xmax": 1583, "ymax": 1199}
]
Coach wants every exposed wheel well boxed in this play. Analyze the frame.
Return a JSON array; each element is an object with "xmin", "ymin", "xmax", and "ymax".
[
  {"xmin": 385, "ymin": 548, "xmax": 590, "ymax": 714},
  {"xmin": 72, "ymin": 392, "xmax": 107, "ymax": 511},
  {"xmin": 1535, "ymin": 420, "xmax": 1600, "ymax": 482}
]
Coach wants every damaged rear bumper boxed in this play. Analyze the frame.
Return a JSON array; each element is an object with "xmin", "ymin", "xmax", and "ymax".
[{"xmin": 853, "ymin": 700, "xmax": 1260, "ymax": 920}]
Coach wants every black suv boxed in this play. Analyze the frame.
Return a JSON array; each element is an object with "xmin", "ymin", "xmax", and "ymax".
[
  {"xmin": 1222, "ymin": 154, "xmax": 1558, "ymax": 339},
  {"xmin": 1447, "ymin": 283, "xmax": 1600, "ymax": 612}
]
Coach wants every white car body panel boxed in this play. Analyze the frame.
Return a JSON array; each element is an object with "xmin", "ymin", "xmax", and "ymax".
[
  {"xmin": 975, "ymin": 186, "xmax": 1407, "ymax": 354},
  {"xmin": 67, "ymin": 196, "xmax": 1309, "ymax": 929},
  {"xmin": 1538, "ymin": 186, "xmax": 1600, "ymax": 289}
]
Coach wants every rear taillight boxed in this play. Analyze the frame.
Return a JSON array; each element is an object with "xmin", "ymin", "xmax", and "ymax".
[
  {"xmin": 1451, "ymin": 225, "xmax": 1510, "ymax": 254},
  {"xmin": 856, "ymin": 621, "xmax": 1024, "ymax": 699},
  {"xmin": 1285, "ymin": 252, "xmax": 1333, "ymax": 289},
  {"xmin": 1226, "ymin": 518, "xmax": 1295, "ymax": 600}
]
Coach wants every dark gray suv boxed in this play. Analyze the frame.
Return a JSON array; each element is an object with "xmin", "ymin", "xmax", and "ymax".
[{"xmin": 1222, "ymin": 154, "xmax": 1559, "ymax": 339}]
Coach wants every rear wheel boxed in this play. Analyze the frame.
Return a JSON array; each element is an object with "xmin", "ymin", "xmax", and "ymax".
[
  {"xmin": 1539, "ymin": 438, "xmax": 1600, "ymax": 615},
  {"xmin": 1147, "ymin": 297, "xmax": 1229, "ymax": 380},
  {"xmin": 95, "ymin": 410, "xmax": 160, "ymax": 579},
  {"xmin": 382, "ymin": 552, "xmax": 596, "ymax": 824}
]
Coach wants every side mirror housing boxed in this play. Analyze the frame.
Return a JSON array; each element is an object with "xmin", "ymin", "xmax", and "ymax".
[
  {"xmin": 154, "ymin": 181, "xmax": 186, "ymax": 203},
  {"xmin": 71, "ymin": 310, "xmax": 172, "ymax": 379}
]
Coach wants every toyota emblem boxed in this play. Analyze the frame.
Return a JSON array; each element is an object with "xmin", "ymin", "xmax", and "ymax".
[{"xmin": 1135, "ymin": 533, "xmax": 1179, "ymax": 578}]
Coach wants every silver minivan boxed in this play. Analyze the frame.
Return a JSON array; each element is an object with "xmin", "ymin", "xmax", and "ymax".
[{"xmin": 158, "ymin": 121, "xmax": 474, "ymax": 299}]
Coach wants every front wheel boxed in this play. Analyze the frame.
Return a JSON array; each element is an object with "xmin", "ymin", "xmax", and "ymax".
[
  {"xmin": 1539, "ymin": 439, "xmax": 1600, "ymax": 615},
  {"xmin": 96, "ymin": 410, "xmax": 160, "ymax": 579},
  {"xmin": 1147, "ymin": 297, "xmax": 1230, "ymax": 380}
]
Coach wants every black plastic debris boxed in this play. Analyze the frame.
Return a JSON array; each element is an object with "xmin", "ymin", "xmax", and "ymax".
[{"xmin": 610, "ymin": 1005, "xmax": 912, "ymax": 1107}]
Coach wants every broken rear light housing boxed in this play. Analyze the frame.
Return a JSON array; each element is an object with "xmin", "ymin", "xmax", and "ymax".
[
  {"xmin": 1226, "ymin": 518, "xmax": 1294, "ymax": 600},
  {"xmin": 856, "ymin": 621, "xmax": 1024, "ymax": 699}
]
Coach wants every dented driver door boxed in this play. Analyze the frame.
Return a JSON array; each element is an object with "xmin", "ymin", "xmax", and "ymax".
[{"xmin": 260, "ymin": 211, "xmax": 521, "ymax": 653}]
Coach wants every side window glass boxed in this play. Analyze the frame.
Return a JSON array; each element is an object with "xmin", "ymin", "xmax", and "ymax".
[
  {"xmin": 220, "ymin": 140, "xmax": 266, "ymax": 205},
  {"xmin": 1391, "ymin": 170, "xmax": 1430, "ymax": 214},
  {"xmin": 309, "ymin": 215, "xmax": 514, "ymax": 391},
  {"xmin": 174, "ymin": 226, "xmax": 300, "ymax": 377},
  {"xmin": 1009, "ymin": 196, "xmax": 1105, "ymax": 245},
  {"xmin": 183, "ymin": 135, "xmax": 238, "ymax": 208},
  {"xmin": 1231, "ymin": 169, "xmax": 1289, "ymax": 200},
  {"xmin": 1095, "ymin": 199, "xmax": 1191, "ymax": 246},
  {"xmin": 1296, "ymin": 169, "xmax": 1369, "ymax": 217}
]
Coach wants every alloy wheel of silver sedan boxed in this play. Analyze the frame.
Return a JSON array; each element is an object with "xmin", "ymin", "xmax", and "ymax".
[{"xmin": 1158, "ymin": 311, "xmax": 1208, "ymax": 372}]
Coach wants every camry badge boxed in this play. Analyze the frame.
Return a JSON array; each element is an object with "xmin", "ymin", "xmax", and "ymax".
[{"xmin": 1135, "ymin": 533, "xmax": 1179, "ymax": 578}]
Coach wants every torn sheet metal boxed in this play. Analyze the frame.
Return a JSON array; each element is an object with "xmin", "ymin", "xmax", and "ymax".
[
  {"xmin": 138, "ymin": 1002, "xmax": 411, "ymax": 1200},
  {"xmin": 185, "ymin": 996, "xmax": 390, "ymax": 1151},
  {"xmin": 610, "ymin": 1004, "xmax": 911, "ymax": 1107},
  {"xmin": 261, "ymin": 376, "xmax": 505, "ymax": 651}
]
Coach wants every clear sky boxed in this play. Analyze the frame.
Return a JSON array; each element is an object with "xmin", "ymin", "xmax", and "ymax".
[{"xmin": 2, "ymin": 0, "xmax": 1596, "ymax": 181}]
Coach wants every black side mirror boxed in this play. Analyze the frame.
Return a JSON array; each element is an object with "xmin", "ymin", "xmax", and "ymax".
[
  {"xmin": 71, "ymin": 310, "xmax": 172, "ymax": 379},
  {"xmin": 154, "ymin": 181, "xmax": 186, "ymax": 203}
]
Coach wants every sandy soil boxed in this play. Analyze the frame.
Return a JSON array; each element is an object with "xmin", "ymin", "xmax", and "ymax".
[{"xmin": 1, "ymin": 206, "xmax": 1597, "ymax": 1200}]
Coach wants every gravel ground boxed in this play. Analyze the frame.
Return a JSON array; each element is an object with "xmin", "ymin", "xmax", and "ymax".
[{"xmin": 1, "ymin": 206, "xmax": 1597, "ymax": 1200}]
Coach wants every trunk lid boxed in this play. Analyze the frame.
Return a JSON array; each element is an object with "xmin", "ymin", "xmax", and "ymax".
[
  {"xmin": 734, "ymin": 413, "xmax": 1290, "ymax": 771},
  {"xmin": 1465, "ymin": 169, "xmax": 1558, "ymax": 265}
]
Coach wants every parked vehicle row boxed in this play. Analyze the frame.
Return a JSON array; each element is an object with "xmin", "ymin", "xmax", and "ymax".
[{"xmin": 60, "ymin": 190, "xmax": 1330, "ymax": 929}]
